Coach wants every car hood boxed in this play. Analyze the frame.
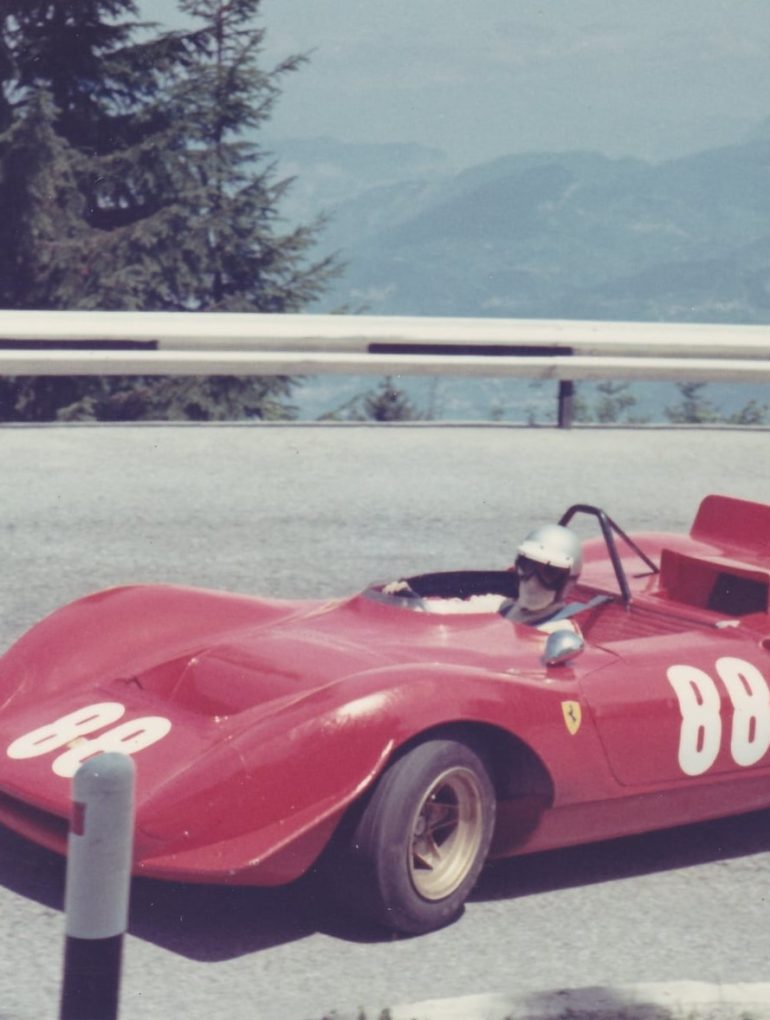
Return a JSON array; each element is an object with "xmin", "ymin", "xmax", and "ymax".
[
  {"xmin": 0, "ymin": 588, "xmax": 547, "ymax": 847},
  {"xmin": 0, "ymin": 581, "xmax": 554, "ymax": 777},
  {"xmin": 131, "ymin": 591, "xmax": 544, "ymax": 716}
]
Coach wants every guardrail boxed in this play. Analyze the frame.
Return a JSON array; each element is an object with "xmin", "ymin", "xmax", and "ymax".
[{"xmin": 1, "ymin": 310, "xmax": 769, "ymax": 426}]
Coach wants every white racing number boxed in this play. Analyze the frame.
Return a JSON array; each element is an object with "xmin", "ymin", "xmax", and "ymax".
[
  {"xmin": 6, "ymin": 702, "xmax": 172, "ymax": 778},
  {"xmin": 667, "ymin": 665, "xmax": 721, "ymax": 776},
  {"xmin": 718, "ymin": 656, "xmax": 770, "ymax": 767},
  {"xmin": 667, "ymin": 657, "xmax": 770, "ymax": 776}
]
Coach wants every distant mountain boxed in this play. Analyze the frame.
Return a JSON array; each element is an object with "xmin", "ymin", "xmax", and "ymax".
[
  {"xmin": 268, "ymin": 134, "xmax": 770, "ymax": 421},
  {"xmin": 266, "ymin": 135, "xmax": 451, "ymax": 229},
  {"xmin": 303, "ymin": 138, "xmax": 770, "ymax": 323}
]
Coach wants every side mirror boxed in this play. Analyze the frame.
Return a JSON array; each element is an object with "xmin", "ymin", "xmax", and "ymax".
[{"xmin": 542, "ymin": 628, "xmax": 585, "ymax": 667}]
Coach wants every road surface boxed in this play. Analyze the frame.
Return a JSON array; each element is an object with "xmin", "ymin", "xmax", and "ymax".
[{"xmin": 0, "ymin": 423, "xmax": 769, "ymax": 1020}]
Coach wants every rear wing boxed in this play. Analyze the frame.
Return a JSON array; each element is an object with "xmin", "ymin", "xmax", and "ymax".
[
  {"xmin": 659, "ymin": 548, "xmax": 769, "ymax": 616},
  {"xmin": 691, "ymin": 494, "xmax": 770, "ymax": 561},
  {"xmin": 654, "ymin": 495, "xmax": 770, "ymax": 617}
]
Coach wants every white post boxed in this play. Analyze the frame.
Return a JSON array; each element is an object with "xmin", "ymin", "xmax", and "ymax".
[{"xmin": 59, "ymin": 752, "xmax": 135, "ymax": 1020}]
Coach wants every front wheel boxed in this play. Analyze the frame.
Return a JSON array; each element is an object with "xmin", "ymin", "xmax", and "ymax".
[{"xmin": 344, "ymin": 739, "xmax": 496, "ymax": 934}]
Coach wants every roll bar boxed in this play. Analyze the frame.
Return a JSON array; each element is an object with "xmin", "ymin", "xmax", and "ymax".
[{"xmin": 558, "ymin": 504, "xmax": 659, "ymax": 605}]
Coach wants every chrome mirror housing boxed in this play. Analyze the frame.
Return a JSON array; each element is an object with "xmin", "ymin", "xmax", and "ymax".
[{"xmin": 542, "ymin": 628, "xmax": 585, "ymax": 667}]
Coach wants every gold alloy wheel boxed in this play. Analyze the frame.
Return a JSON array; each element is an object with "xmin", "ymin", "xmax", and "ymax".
[{"xmin": 408, "ymin": 766, "xmax": 486, "ymax": 901}]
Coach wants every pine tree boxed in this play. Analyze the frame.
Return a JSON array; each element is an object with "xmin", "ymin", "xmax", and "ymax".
[
  {"xmin": 0, "ymin": 0, "xmax": 339, "ymax": 421},
  {"xmin": 0, "ymin": 87, "xmax": 113, "ymax": 420},
  {"xmin": 362, "ymin": 377, "xmax": 423, "ymax": 422},
  {"xmin": 158, "ymin": 0, "xmax": 339, "ymax": 313},
  {"xmin": 0, "ymin": 2, "xmax": 200, "ymax": 419},
  {"xmin": 5, "ymin": 3, "xmax": 201, "ymax": 167},
  {"xmin": 664, "ymin": 382, "xmax": 721, "ymax": 424},
  {"xmin": 1, "ymin": 1, "xmax": 205, "ymax": 302},
  {"xmin": 0, "ymin": 89, "xmax": 88, "ymax": 309}
]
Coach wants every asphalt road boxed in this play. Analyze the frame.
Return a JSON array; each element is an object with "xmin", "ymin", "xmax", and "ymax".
[{"xmin": 0, "ymin": 423, "xmax": 769, "ymax": 1020}]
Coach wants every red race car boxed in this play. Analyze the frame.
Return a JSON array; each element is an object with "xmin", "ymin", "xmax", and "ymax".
[{"xmin": 1, "ymin": 493, "xmax": 769, "ymax": 934}]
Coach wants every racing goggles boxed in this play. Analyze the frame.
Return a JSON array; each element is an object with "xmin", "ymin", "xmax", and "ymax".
[{"xmin": 515, "ymin": 555, "xmax": 568, "ymax": 590}]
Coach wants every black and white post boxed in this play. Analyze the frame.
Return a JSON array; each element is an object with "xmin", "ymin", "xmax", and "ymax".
[{"xmin": 60, "ymin": 752, "xmax": 136, "ymax": 1020}]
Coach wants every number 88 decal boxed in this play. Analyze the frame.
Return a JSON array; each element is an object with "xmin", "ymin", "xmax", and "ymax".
[
  {"xmin": 667, "ymin": 657, "xmax": 770, "ymax": 776},
  {"xmin": 6, "ymin": 702, "xmax": 172, "ymax": 778}
]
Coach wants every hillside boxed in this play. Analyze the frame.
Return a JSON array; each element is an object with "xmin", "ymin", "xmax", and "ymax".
[
  {"xmin": 313, "ymin": 139, "xmax": 770, "ymax": 322},
  {"xmin": 272, "ymin": 133, "xmax": 770, "ymax": 421}
]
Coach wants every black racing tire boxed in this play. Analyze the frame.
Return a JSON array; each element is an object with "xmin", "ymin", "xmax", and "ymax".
[{"xmin": 343, "ymin": 739, "xmax": 496, "ymax": 935}]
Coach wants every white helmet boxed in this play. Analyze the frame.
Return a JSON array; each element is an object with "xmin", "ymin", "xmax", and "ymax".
[{"xmin": 515, "ymin": 524, "xmax": 582, "ymax": 593}]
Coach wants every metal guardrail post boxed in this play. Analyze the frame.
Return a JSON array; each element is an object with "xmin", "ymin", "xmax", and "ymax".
[
  {"xmin": 558, "ymin": 380, "xmax": 574, "ymax": 428},
  {"xmin": 60, "ymin": 753, "xmax": 135, "ymax": 1020}
]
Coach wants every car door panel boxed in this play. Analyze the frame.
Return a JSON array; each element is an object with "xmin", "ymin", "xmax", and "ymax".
[{"xmin": 581, "ymin": 623, "xmax": 770, "ymax": 787}]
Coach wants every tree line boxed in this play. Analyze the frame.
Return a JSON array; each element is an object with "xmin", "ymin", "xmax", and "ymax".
[{"xmin": 0, "ymin": 0, "xmax": 339, "ymax": 421}]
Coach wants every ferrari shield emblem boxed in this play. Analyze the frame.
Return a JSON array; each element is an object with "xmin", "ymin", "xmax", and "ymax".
[{"xmin": 561, "ymin": 700, "xmax": 582, "ymax": 735}]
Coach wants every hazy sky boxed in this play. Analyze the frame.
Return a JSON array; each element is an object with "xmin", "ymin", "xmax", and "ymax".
[{"xmin": 146, "ymin": 1, "xmax": 770, "ymax": 167}]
